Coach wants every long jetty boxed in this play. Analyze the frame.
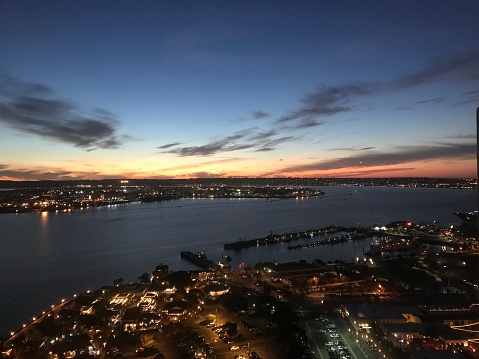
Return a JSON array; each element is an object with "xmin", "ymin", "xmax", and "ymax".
[{"xmin": 223, "ymin": 226, "xmax": 376, "ymax": 250}]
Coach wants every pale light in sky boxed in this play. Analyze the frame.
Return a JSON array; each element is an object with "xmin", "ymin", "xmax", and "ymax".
[{"xmin": 0, "ymin": 1, "xmax": 477, "ymax": 180}]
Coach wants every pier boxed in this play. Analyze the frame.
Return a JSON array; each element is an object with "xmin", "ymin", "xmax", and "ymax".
[
  {"xmin": 180, "ymin": 251, "xmax": 219, "ymax": 270},
  {"xmin": 223, "ymin": 226, "xmax": 376, "ymax": 250}
]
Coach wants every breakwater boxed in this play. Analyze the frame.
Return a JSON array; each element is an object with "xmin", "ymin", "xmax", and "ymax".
[{"xmin": 223, "ymin": 226, "xmax": 378, "ymax": 250}]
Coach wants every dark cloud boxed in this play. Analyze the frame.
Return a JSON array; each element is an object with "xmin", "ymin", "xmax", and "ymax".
[
  {"xmin": 0, "ymin": 73, "xmax": 122, "ymax": 150},
  {"xmin": 327, "ymin": 147, "xmax": 351, "ymax": 151},
  {"xmin": 302, "ymin": 84, "xmax": 375, "ymax": 109},
  {"xmin": 294, "ymin": 118, "xmax": 326, "ymax": 129},
  {"xmin": 396, "ymin": 49, "xmax": 479, "ymax": 89},
  {"xmin": 276, "ymin": 83, "xmax": 377, "ymax": 128},
  {"xmin": 164, "ymin": 132, "xmax": 253, "ymax": 156},
  {"xmin": 464, "ymin": 90, "xmax": 479, "ymax": 96},
  {"xmin": 261, "ymin": 136, "xmax": 296, "ymax": 148},
  {"xmin": 457, "ymin": 89, "xmax": 479, "ymax": 105},
  {"xmin": 273, "ymin": 49, "xmax": 479, "ymax": 131},
  {"xmin": 163, "ymin": 49, "xmax": 477, "ymax": 159},
  {"xmin": 162, "ymin": 129, "xmax": 296, "ymax": 157},
  {"xmin": 0, "ymin": 164, "xmax": 101, "ymax": 181},
  {"xmin": 442, "ymin": 134, "xmax": 476, "ymax": 140},
  {"xmin": 156, "ymin": 142, "xmax": 182, "ymax": 149},
  {"xmin": 0, "ymin": 163, "xmax": 171, "ymax": 181},
  {"xmin": 0, "ymin": 71, "xmax": 53, "ymax": 98},
  {"xmin": 397, "ymin": 97, "xmax": 444, "ymax": 111},
  {"xmin": 272, "ymin": 49, "xmax": 479, "ymax": 131},
  {"xmin": 248, "ymin": 129, "xmax": 278, "ymax": 141},
  {"xmin": 279, "ymin": 142, "xmax": 475, "ymax": 173},
  {"xmin": 254, "ymin": 147, "xmax": 275, "ymax": 152},
  {"xmin": 251, "ymin": 110, "xmax": 270, "ymax": 119},
  {"xmin": 416, "ymin": 98, "xmax": 444, "ymax": 105},
  {"xmin": 328, "ymin": 146, "xmax": 375, "ymax": 151}
]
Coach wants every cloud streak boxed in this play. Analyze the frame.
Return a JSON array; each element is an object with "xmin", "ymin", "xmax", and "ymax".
[
  {"xmin": 278, "ymin": 142, "xmax": 475, "ymax": 173},
  {"xmin": 0, "ymin": 73, "xmax": 123, "ymax": 150}
]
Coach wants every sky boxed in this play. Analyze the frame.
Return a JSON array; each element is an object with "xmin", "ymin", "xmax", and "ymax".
[{"xmin": 0, "ymin": 1, "xmax": 477, "ymax": 180}]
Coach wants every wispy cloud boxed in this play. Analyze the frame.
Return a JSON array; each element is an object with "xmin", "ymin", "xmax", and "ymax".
[
  {"xmin": 248, "ymin": 129, "xmax": 278, "ymax": 141},
  {"xmin": 457, "ymin": 89, "xmax": 479, "ymax": 105},
  {"xmin": 441, "ymin": 134, "xmax": 476, "ymax": 140},
  {"xmin": 160, "ymin": 49, "xmax": 477, "ymax": 161},
  {"xmin": 156, "ymin": 142, "xmax": 182, "ymax": 150},
  {"xmin": 254, "ymin": 147, "xmax": 275, "ymax": 152},
  {"xmin": 0, "ymin": 73, "xmax": 123, "ymax": 150},
  {"xmin": 395, "ymin": 49, "xmax": 479, "ymax": 89},
  {"xmin": 251, "ymin": 110, "xmax": 270, "ymax": 119},
  {"xmin": 397, "ymin": 97, "xmax": 444, "ymax": 111},
  {"xmin": 276, "ymin": 49, "xmax": 479, "ymax": 130},
  {"xmin": 251, "ymin": 135, "xmax": 297, "ymax": 153},
  {"xmin": 328, "ymin": 146, "xmax": 376, "ymax": 151},
  {"xmin": 163, "ymin": 130, "xmax": 252, "ymax": 156},
  {"xmin": 276, "ymin": 83, "xmax": 377, "ymax": 129},
  {"xmin": 160, "ymin": 128, "xmax": 296, "ymax": 157}
]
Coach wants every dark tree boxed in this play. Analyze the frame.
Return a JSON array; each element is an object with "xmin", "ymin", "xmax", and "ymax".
[
  {"xmin": 113, "ymin": 277, "xmax": 124, "ymax": 286},
  {"xmin": 220, "ymin": 293, "xmax": 248, "ymax": 312},
  {"xmin": 139, "ymin": 273, "xmax": 151, "ymax": 284}
]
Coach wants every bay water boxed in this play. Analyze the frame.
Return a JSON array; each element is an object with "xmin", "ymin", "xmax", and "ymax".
[{"xmin": 0, "ymin": 186, "xmax": 475, "ymax": 335}]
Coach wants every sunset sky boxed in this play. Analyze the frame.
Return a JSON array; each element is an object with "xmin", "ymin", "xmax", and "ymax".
[{"xmin": 0, "ymin": 1, "xmax": 477, "ymax": 180}]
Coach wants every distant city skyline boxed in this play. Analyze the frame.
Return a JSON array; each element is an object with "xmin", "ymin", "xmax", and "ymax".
[{"xmin": 0, "ymin": 1, "xmax": 477, "ymax": 180}]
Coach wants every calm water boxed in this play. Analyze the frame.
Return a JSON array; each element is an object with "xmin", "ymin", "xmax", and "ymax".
[{"xmin": 0, "ymin": 186, "xmax": 475, "ymax": 335}]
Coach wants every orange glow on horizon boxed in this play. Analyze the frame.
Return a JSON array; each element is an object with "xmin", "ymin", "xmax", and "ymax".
[{"xmin": 0, "ymin": 157, "xmax": 475, "ymax": 181}]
